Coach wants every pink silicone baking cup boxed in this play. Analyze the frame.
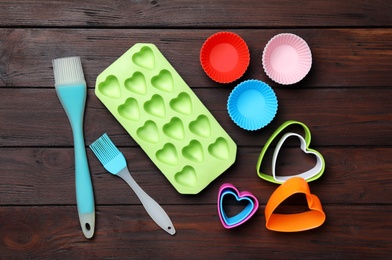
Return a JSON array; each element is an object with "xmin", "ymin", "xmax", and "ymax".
[
  {"xmin": 200, "ymin": 32, "xmax": 250, "ymax": 84},
  {"xmin": 262, "ymin": 33, "xmax": 312, "ymax": 85}
]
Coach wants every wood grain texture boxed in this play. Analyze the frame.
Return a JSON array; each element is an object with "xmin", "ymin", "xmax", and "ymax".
[
  {"xmin": 0, "ymin": 29, "xmax": 392, "ymax": 87},
  {"xmin": 1, "ymin": 206, "xmax": 392, "ymax": 259},
  {"xmin": 1, "ymin": 88, "xmax": 391, "ymax": 146},
  {"xmin": 1, "ymin": 147, "xmax": 391, "ymax": 205},
  {"xmin": 0, "ymin": 0, "xmax": 391, "ymax": 27},
  {"xmin": 1, "ymin": 0, "xmax": 391, "ymax": 258}
]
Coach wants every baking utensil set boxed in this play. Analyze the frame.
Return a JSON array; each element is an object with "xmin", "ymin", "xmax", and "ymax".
[{"xmin": 52, "ymin": 31, "xmax": 325, "ymax": 238}]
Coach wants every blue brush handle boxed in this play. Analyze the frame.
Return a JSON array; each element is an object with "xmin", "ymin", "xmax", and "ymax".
[
  {"xmin": 73, "ymin": 124, "xmax": 95, "ymax": 238},
  {"xmin": 56, "ymin": 84, "xmax": 95, "ymax": 239}
]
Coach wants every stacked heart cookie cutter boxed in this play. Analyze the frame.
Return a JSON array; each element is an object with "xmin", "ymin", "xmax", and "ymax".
[
  {"xmin": 257, "ymin": 120, "xmax": 325, "ymax": 184},
  {"xmin": 217, "ymin": 183, "xmax": 259, "ymax": 229},
  {"xmin": 217, "ymin": 120, "xmax": 326, "ymax": 232}
]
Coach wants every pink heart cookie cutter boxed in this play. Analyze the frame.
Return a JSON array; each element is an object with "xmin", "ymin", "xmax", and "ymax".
[{"xmin": 217, "ymin": 183, "xmax": 259, "ymax": 229}]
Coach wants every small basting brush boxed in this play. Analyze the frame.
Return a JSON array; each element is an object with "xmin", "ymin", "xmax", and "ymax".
[{"xmin": 90, "ymin": 133, "xmax": 175, "ymax": 235}]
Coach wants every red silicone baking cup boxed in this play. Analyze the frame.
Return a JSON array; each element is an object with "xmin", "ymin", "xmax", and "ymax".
[{"xmin": 200, "ymin": 32, "xmax": 250, "ymax": 83}]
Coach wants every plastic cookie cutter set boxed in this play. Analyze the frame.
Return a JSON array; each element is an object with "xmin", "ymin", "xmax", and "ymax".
[
  {"xmin": 264, "ymin": 177, "xmax": 326, "ymax": 232},
  {"xmin": 255, "ymin": 120, "xmax": 326, "ymax": 232},
  {"xmin": 95, "ymin": 43, "xmax": 237, "ymax": 194},
  {"xmin": 256, "ymin": 120, "xmax": 325, "ymax": 184},
  {"xmin": 217, "ymin": 183, "xmax": 259, "ymax": 229}
]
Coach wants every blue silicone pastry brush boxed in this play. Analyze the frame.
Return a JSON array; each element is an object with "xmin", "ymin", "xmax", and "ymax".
[
  {"xmin": 90, "ymin": 133, "xmax": 176, "ymax": 235},
  {"xmin": 52, "ymin": 56, "xmax": 95, "ymax": 239}
]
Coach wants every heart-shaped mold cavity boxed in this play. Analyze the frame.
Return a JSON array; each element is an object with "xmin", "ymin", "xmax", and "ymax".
[
  {"xmin": 144, "ymin": 94, "xmax": 166, "ymax": 118},
  {"xmin": 170, "ymin": 92, "xmax": 192, "ymax": 115},
  {"xmin": 125, "ymin": 72, "xmax": 147, "ymax": 95},
  {"xmin": 118, "ymin": 98, "xmax": 140, "ymax": 121},
  {"xmin": 208, "ymin": 137, "xmax": 230, "ymax": 161},
  {"xmin": 151, "ymin": 69, "xmax": 174, "ymax": 93},
  {"xmin": 189, "ymin": 115, "xmax": 211, "ymax": 138},
  {"xmin": 163, "ymin": 117, "xmax": 185, "ymax": 141},
  {"xmin": 174, "ymin": 166, "xmax": 198, "ymax": 188},
  {"xmin": 182, "ymin": 140, "xmax": 204, "ymax": 163},
  {"xmin": 98, "ymin": 75, "xmax": 121, "ymax": 99},
  {"xmin": 156, "ymin": 143, "xmax": 178, "ymax": 166},
  {"xmin": 136, "ymin": 120, "xmax": 159, "ymax": 144},
  {"xmin": 132, "ymin": 46, "xmax": 155, "ymax": 70}
]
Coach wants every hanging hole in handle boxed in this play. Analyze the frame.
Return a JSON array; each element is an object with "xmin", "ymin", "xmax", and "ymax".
[{"xmin": 85, "ymin": 223, "xmax": 91, "ymax": 231}]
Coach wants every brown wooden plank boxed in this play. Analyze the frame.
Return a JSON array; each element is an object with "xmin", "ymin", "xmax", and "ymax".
[
  {"xmin": 0, "ymin": 205, "xmax": 391, "ymax": 259},
  {"xmin": 0, "ymin": 0, "xmax": 391, "ymax": 28},
  {"xmin": 1, "ymin": 88, "xmax": 391, "ymax": 147},
  {"xmin": 0, "ymin": 29, "xmax": 392, "ymax": 88},
  {"xmin": 1, "ymin": 147, "xmax": 391, "ymax": 205}
]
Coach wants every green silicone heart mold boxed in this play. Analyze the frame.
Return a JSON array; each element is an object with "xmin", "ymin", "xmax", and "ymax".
[{"xmin": 95, "ymin": 43, "xmax": 237, "ymax": 194}]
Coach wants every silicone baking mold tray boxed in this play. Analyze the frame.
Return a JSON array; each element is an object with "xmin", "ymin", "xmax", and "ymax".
[{"xmin": 95, "ymin": 43, "xmax": 237, "ymax": 194}]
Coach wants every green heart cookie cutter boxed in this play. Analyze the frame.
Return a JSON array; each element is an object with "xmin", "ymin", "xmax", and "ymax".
[{"xmin": 256, "ymin": 120, "xmax": 325, "ymax": 184}]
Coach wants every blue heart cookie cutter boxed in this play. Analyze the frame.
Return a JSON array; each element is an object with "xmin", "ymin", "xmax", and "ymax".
[{"xmin": 217, "ymin": 183, "xmax": 259, "ymax": 229}]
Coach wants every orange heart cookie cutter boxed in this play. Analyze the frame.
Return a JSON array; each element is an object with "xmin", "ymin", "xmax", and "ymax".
[{"xmin": 265, "ymin": 177, "xmax": 326, "ymax": 232}]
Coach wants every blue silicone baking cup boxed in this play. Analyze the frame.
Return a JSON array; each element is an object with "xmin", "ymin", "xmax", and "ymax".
[{"xmin": 227, "ymin": 80, "xmax": 278, "ymax": 131}]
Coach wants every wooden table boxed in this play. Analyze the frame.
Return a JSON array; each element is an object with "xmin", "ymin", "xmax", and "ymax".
[{"xmin": 1, "ymin": 1, "xmax": 392, "ymax": 258}]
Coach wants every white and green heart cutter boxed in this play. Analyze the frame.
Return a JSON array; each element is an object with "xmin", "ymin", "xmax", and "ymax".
[
  {"xmin": 95, "ymin": 43, "xmax": 237, "ymax": 194},
  {"xmin": 256, "ymin": 120, "xmax": 325, "ymax": 184}
]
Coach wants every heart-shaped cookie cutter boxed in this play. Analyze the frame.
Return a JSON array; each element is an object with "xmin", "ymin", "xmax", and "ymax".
[
  {"xmin": 256, "ymin": 120, "xmax": 325, "ymax": 184},
  {"xmin": 272, "ymin": 132, "xmax": 324, "ymax": 183},
  {"xmin": 265, "ymin": 177, "xmax": 326, "ymax": 232},
  {"xmin": 217, "ymin": 183, "xmax": 259, "ymax": 229}
]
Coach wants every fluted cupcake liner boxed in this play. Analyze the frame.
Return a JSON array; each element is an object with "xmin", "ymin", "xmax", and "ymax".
[
  {"xmin": 262, "ymin": 33, "xmax": 312, "ymax": 85},
  {"xmin": 200, "ymin": 32, "xmax": 250, "ymax": 83},
  {"xmin": 227, "ymin": 80, "xmax": 278, "ymax": 131}
]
